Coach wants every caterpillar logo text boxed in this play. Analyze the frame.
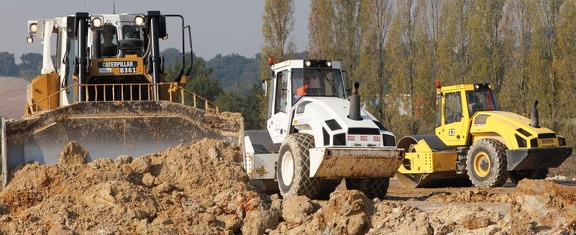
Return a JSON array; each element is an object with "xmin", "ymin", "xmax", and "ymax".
[
  {"xmin": 98, "ymin": 61, "xmax": 138, "ymax": 74},
  {"xmin": 101, "ymin": 61, "xmax": 136, "ymax": 68}
]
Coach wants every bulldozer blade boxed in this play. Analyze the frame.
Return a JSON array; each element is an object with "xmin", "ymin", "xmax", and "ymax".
[
  {"xmin": 2, "ymin": 101, "xmax": 242, "ymax": 185},
  {"xmin": 309, "ymin": 147, "xmax": 404, "ymax": 178}
]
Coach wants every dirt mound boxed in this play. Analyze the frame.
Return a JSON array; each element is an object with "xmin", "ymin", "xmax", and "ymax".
[
  {"xmin": 0, "ymin": 139, "xmax": 276, "ymax": 234},
  {"xmin": 1, "ymin": 137, "xmax": 575, "ymax": 234},
  {"xmin": 511, "ymin": 179, "xmax": 576, "ymax": 233}
]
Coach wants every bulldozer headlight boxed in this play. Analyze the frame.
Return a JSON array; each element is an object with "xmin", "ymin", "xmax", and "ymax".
[
  {"xmin": 91, "ymin": 17, "xmax": 103, "ymax": 28},
  {"xmin": 326, "ymin": 60, "xmax": 332, "ymax": 67},
  {"xmin": 134, "ymin": 15, "xmax": 146, "ymax": 26},
  {"xmin": 305, "ymin": 60, "xmax": 312, "ymax": 67},
  {"xmin": 28, "ymin": 23, "xmax": 38, "ymax": 34}
]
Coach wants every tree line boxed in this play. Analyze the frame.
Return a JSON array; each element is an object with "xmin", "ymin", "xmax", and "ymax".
[
  {"xmin": 0, "ymin": 52, "xmax": 43, "ymax": 79},
  {"xmin": 260, "ymin": 0, "xmax": 576, "ymax": 145}
]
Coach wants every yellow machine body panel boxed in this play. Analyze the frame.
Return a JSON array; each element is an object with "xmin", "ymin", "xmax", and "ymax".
[
  {"xmin": 397, "ymin": 139, "xmax": 457, "ymax": 174},
  {"xmin": 26, "ymin": 72, "xmax": 60, "ymax": 115},
  {"xmin": 469, "ymin": 111, "xmax": 561, "ymax": 149}
]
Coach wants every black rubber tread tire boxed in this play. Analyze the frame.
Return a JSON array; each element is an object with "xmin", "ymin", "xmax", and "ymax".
[
  {"xmin": 466, "ymin": 139, "xmax": 508, "ymax": 187},
  {"xmin": 508, "ymin": 169, "xmax": 549, "ymax": 185},
  {"xmin": 277, "ymin": 133, "xmax": 321, "ymax": 198},
  {"xmin": 345, "ymin": 177, "xmax": 390, "ymax": 199}
]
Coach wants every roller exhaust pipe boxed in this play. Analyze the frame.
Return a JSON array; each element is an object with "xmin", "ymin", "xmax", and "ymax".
[
  {"xmin": 349, "ymin": 82, "xmax": 362, "ymax": 121},
  {"xmin": 530, "ymin": 100, "xmax": 540, "ymax": 128}
]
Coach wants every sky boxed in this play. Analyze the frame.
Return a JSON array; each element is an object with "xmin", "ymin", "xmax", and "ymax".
[{"xmin": 0, "ymin": 0, "xmax": 310, "ymax": 60}]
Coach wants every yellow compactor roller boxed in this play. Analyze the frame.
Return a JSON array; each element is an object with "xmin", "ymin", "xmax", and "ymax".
[
  {"xmin": 1, "ymin": 11, "xmax": 242, "ymax": 186},
  {"xmin": 396, "ymin": 83, "xmax": 572, "ymax": 188}
]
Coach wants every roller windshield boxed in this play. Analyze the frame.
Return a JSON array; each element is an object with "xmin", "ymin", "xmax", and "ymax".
[
  {"xmin": 466, "ymin": 90, "xmax": 499, "ymax": 117},
  {"xmin": 291, "ymin": 68, "xmax": 346, "ymax": 102}
]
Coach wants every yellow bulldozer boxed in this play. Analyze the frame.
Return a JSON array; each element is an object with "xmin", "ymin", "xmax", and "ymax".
[
  {"xmin": 1, "ymin": 11, "xmax": 242, "ymax": 186},
  {"xmin": 396, "ymin": 82, "xmax": 572, "ymax": 188}
]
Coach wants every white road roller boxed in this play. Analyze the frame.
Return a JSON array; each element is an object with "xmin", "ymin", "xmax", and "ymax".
[{"xmin": 243, "ymin": 59, "xmax": 404, "ymax": 199}]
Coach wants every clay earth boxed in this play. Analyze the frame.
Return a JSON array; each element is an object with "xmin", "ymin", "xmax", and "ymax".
[{"xmin": 0, "ymin": 137, "xmax": 574, "ymax": 234}]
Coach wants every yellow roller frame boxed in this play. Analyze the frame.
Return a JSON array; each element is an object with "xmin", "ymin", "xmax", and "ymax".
[{"xmin": 397, "ymin": 139, "xmax": 458, "ymax": 174}]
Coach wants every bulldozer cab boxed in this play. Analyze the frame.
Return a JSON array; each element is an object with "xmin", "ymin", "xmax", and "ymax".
[
  {"xmin": 436, "ymin": 83, "xmax": 499, "ymax": 146},
  {"xmin": 23, "ymin": 11, "xmax": 186, "ymax": 113}
]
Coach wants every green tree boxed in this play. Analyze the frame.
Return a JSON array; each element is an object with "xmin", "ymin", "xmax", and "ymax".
[
  {"xmin": 466, "ymin": 0, "xmax": 505, "ymax": 88},
  {"xmin": 206, "ymin": 53, "xmax": 260, "ymax": 94},
  {"xmin": 553, "ymin": 0, "xmax": 576, "ymax": 141},
  {"xmin": 162, "ymin": 48, "xmax": 184, "ymax": 70},
  {"xmin": 258, "ymin": 0, "xmax": 297, "ymax": 127},
  {"xmin": 184, "ymin": 58, "xmax": 221, "ymax": 102},
  {"xmin": 524, "ymin": 1, "xmax": 564, "ymax": 130},
  {"xmin": 261, "ymin": 0, "xmax": 296, "ymax": 64},
  {"xmin": 437, "ymin": 1, "xmax": 472, "ymax": 85},
  {"xmin": 164, "ymin": 56, "xmax": 222, "ymax": 107},
  {"xmin": 215, "ymin": 91, "xmax": 242, "ymax": 112},
  {"xmin": 242, "ymin": 84, "xmax": 267, "ymax": 130},
  {"xmin": 308, "ymin": 0, "xmax": 361, "ymax": 79},
  {"xmin": 385, "ymin": 0, "xmax": 430, "ymax": 136},
  {"xmin": 18, "ymin": 53, "xmax": 42, "ymax": 79},
  {"xmin": 356, "ymin": 0, "xmax": 394, "ymax": 122},
  {"xmin": 0, "ymin": 52, "xmax": 17, "ymax": 76},
  {"xmin": 499, "ymin": 0, "xmax": 539, "ymax": 114}
]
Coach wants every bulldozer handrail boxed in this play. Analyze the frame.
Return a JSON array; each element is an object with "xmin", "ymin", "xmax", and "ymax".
[{"xmin": 25, "ymin": 82, "xmax": 218, "ymax": 117}]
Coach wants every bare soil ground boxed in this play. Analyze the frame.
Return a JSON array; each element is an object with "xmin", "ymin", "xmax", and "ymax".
[{"xmin": 0, "ymin": 138, "xmax": 575, "ymax": 234}]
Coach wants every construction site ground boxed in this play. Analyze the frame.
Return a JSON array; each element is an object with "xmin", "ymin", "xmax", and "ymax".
[
  {"xmin": 0, "ymin": 138, "xmax": 574, "ymax": 235},
  {"xmin": 1, "ymin": 76, "xmax": 575, "ymax": 234}
]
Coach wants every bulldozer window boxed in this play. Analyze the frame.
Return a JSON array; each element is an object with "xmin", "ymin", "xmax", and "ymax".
[
  {"xmin": 122, "ymin": 25, "xmax": 142, "ymax": 39},
  {"xmin": 100, "ymin": 25, "xmax": 118, "ymax": 57},
  {"xmin": 444, "ymin": 92, "xmax": 462, "ymax": 124}
]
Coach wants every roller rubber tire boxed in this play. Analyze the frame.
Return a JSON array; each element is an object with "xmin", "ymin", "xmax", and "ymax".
[
  {"xmin": 277, "ymin": 133, "xmax": 321, "ymax": 198},
  {"xmin": 466, "ymin": 139, "xmax": 508, "ymax": 187}
]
